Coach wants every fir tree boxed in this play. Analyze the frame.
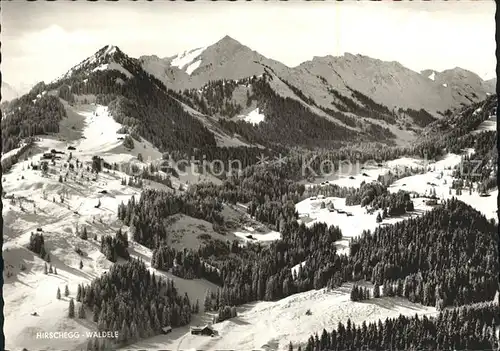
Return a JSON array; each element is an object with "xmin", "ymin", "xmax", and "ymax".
[
  {"xmin": 81, "ymin": 227, "xmax": 88, "ymax": 240},
  {"xmin": 78, "ymin": 303, "xmax": 86, "ymax": 319},
  {"xmin": 65, "ymin": 284, "xmax": 69, "ymax": 297},
  {"xmin": 57, "ymin": 287, "xmax": 61, "ymax": 300},
  {"xmin": 76, "ymin": 284, "xmax": 82, "ymax": 302},
  {"xmin": 68, "ymin": 298, "xmax": 75, "ymax": 318}
]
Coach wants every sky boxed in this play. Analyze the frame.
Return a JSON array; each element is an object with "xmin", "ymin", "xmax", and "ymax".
[{"xmin": 1, "ymin": 0, "xmax": 496, "ymax": 93}]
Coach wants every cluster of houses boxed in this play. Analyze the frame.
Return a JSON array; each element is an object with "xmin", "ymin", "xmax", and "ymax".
[
  {"xmin": 159, "ymin": 324, "xmax": 217, "ymax": 338},
  {"xmin": 310, "ymin": 196, "xmax": 353, "ymax": 216}
]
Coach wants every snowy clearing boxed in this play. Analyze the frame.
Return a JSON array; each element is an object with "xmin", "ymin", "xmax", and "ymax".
[
  {"xmin": 239, "ymin": 108, "xmax": 266, "ymax": 125},
  {"xmin": 234, "ymin": 229, "xmax": 281, "ymax": 242},
  {"xmin": 121, "ymin": 283, "xmax": 437, "ymax": 351},
  {"xmin": 472, "ymin": 115, "xmax": 497, "ymax": 134},
  {"xmin": 295, "ymin": 196, "xmax": 432, "ymax": 255}
]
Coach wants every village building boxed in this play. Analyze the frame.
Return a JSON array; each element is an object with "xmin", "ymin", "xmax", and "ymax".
[{"xmin": 190, "ymin": 325, "xmax": 216, "ymax": 336}]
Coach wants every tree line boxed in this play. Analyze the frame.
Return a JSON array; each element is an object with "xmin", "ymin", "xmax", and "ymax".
[{"xmin": 297, "ymin": 301, "xmax": 499, "ymax": 351}]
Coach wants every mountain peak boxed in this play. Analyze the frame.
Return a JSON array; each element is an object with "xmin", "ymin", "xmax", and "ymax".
[
  {"xmin": 95, "ymin": 44, "xmax": 123, "ymax": 59},
  {"xmin": 214, "ymin": 35, "xmax": 244, "ymax": 48},
  {"xmin": 52, "ymin": 44, "xmax": 132, "ymax": 83}
]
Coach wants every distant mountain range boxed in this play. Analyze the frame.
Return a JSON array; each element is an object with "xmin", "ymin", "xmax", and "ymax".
[
  {"xmin": 139, "ymin": 35, "xmax": 495, "ymax": 115},
  {"xmin": 6, "ymin": 36, "xmax": 496, "ymax": 151}
]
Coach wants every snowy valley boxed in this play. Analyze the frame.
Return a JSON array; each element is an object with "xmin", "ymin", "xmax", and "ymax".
[{"xmin": 1, "ymin": 34, "xmax": 498, "ymax": 351}]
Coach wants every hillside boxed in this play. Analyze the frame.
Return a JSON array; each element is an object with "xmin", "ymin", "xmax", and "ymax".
[
  {"xmin": 141, "ymin": 36, "xmax": 494, "ymax": 139},
  {"xmin": 2, "ymin": 37, "xmax": 498, "ymax": 351},
  {"xmin": 4, "ymin": 39, "xmax": 493, "ymax": 156},
  {"xmin": 1, "ymin": 100, "xmax": 249, "ymax": 350}
]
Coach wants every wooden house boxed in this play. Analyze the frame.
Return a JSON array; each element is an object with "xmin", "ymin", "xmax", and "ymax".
[{"xmin": 190, "ymin": 325, "xmax": 215, "ymax": 336}]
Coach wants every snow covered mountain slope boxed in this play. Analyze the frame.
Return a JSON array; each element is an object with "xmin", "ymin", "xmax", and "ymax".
[
  {"xmin": 141, "ymin": 36, "xmax": 271, "ymax": 91},
  {"xmin": 299, "ymin": 54, "xmax": 492, "ymax": 116},
  {"xmin": 52, "ymin": 45, "xmax": 138, "ymax": 84},
  {"xmin": 422, "ymin": 67, "xmax": 495, "ymax": 108},
  {"xmin": 1, "ymin": 101, "xmax": 224, "ymax": 350},
  {"xmin": 141, "ymin": 36, "xmax": 494, "ymax": 127}
]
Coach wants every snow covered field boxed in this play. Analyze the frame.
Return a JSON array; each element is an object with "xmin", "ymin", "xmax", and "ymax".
[
  {"xmin": 295, "ymin": 196, "xmax": 432, "ymax": 256},
  {"xmin": 121, "ymin": 283, "xmax": 437, "ymax": 351},
  {"xmin": 472, "ymin": 115, "xmax": 497, "ymax": 134},
  {"xmin": 1, "ymin": 102, "xmax": 218, "ymax": 350},
  {"xmin": 304, "ymin": 156, "xmax": 426, "ymax": 188},
  {"xmin": 298, "ymin": 149, "xmax": 497, "ymax": 256},
  {"xmin": 1, "ymin": 142, "xmax": 27, "ymax": 162},
  {"xmin": 234, "ymin": 228, "xmax": 281, "ymax": 242},
  {"xmin": 387, "ymin": 151, "xmax": 497, "ymax": 220}
]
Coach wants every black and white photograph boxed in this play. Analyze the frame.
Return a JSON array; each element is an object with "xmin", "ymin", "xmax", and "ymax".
[{"xmin": 1, "ymin": 1, "xmax": 498, "ymax": 350}]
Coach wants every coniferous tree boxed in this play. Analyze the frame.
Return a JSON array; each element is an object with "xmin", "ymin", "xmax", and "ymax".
[
  {"xmin": 81, "ymin": 227, "xmax": 88, "ymax": 240},
  {"xmin": 68, "ymin": 298, "xmax": 75, "ymax": 318},
  {"xmin": 78, "ymin": 303, "xmax": 86, "ymax": 319},
  {"xmin": 204, "ymin": 290, "xmax": 212, "ymax": 312},
  {"xmin": 57, "ymin": 287, "xmax": 61, "ymax": 300},
  {"xmin": 76, "ymin": 284, "xmax": 82, "ymax": 302},
  {"xmin": 65, "ymin": 285, "xmax": 69, "ymax": 297}
]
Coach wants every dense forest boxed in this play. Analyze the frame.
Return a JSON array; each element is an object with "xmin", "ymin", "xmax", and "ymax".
[
  {"xmin": 328, "ymin": 86, "xmax": 397, "ymax": 124},
  {"xmin": 398, "ymin": 107, "xmax": 438, "ymax": 127},
  {"xmin": 418, "ymin": 94, "xmax": 497, "ymax": 158},
  {"xmin": 181, "ymin": 79, "xmax": 243, "ymax": 117},
  {"xmin": 79, "ymin": 259, "xmax": 194, "ymax": 349},
  {"xmin": 99, "ymin": 228, "xmax": 130, "ymax": 262},
  {"xmin": 1, "ymin": 92, "xmax": 66, "ymax": 153},
  {"xmin": 173, "ymin": 73, "xmax": 398, "ymax": 149},
  {"xmin": 349, "ymin": 200, "xmax": 498, "ymax": 308},
  {"xmin": 452, "ymin": 130, "xmax": 497, "ymax": 192},
  {"xmin": 298, "ymin": 301, "xmax": 499, "ymax": 351},
  {"xmin": 119, "ymin": 182, "xmax": 497, "ymax": 310},
  {"xmin": 117, "ymin": 190, "xmax": 224, "ymax": 249}
]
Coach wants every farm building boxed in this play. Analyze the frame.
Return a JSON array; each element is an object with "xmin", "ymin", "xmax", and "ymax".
[
  {"xmin": 190, "ymin": 325, "xmax": 216, "ymax": 336},
  {"xmin": 161, "ymin": 326, "xmax": 172, "ymax": 334}
]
